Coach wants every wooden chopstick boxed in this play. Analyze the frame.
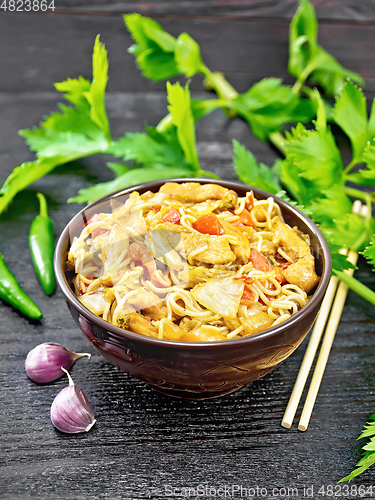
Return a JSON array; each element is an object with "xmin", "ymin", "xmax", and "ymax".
[
  {"xmin": 280, "ymin": 272, "xmax": 341, "ymax": 428},
  {"xmin": 281, "ymin": 200, "xmax": 364, "ymax": 431},
  {"xmin": 297, "ymin": 248, "xmax": 359, "ymax": 431}
]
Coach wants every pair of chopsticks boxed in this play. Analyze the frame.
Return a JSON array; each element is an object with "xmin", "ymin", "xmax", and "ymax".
[{"xmin": 281, "ymin": 200, "xmax": 366, "ymax": 431}]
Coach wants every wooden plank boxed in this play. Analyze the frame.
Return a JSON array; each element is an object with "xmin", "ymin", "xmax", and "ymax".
[
  {"xmin": 1, "ymin": 13, "xmax": 374, "ymax": 95},
  {"xmin": 51, "ymin": 0, "xmax": 375, "ymax": 23},
  {"xmin": 1, "ymin": 9, "xmax": 375, "ymax": 499}
]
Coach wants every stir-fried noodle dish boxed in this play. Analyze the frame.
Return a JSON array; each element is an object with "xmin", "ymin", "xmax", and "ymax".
[{"xmin": 68, "ymin": 182, "xmax": 320, "ymax": 342}]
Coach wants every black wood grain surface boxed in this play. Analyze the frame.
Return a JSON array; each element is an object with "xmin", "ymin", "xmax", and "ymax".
[
  {"xmin": 46, "ymin": 0, "xmax": 375, "ymax": 22},
  {"xmin": 1, "ymin": 5, "xmax": 375, "ymax": 500}
]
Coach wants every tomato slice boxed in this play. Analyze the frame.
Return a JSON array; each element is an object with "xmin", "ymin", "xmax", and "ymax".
[
  {"xmin": 273, "ymin": 263, "xmax": 290, "ymax": 285},
  {"xmin": 192, "ymin": 214, "xmax": 224, "ymax": 236},
  {"xmin": 128, "ymin": 242, "xmax": 152, "ymax": 262},
  {"xmin": 128, "ymin": 242, "xmax": 167, "ymax": 287},
  {"xmin": 249, "ymin": 248, "xmax": 271, "ymax": 272},
  {"xmin": 162, "ymin": 208, "xmax": 181, "ymax": 225},
  {"xmin": 85, "ymin": 213, "xmax": 107, "ymax": 239},
  {"xmin": 150, "ymin": 204, "xmax": 162, "ymax": 212},
  {"xmin": 232, "ymin": 208, "xmax": 254, "ymax": 227},
  {"xmin": 240, "ymin": 287, "xmax": 256, "ymax": 307},
  {"xmin": 245, "ymin": 190, "xmax": 254, "ymax": 210},
  {"xmin": 233, "ymin": 276, "xmax": 253, "ymax": 286},
  {"xmin": 85, "ymin": 213, "xmax": 100, "ymax": 226}
]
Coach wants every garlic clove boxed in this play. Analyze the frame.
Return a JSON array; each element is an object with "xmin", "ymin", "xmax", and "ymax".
[
  {"xmin": 50, "ymin": 368, "xmax": 96, "ymax": 434},
  {"xmin": 25, "ymin": 342, "xmax": 91, "ymax": 384}
]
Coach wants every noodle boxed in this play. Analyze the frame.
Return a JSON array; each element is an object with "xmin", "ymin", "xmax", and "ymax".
[{"xmin": 68, "ymin": 182, "xmax": 320, "ymax": 342}]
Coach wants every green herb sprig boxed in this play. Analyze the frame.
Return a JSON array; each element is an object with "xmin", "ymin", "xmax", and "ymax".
[
  {"xmin": 339, "ymin": 416, "xmax": 375, "ymax": 482},
  {"xmin": 0, "ymin": 37, "xmax": 213, "ymax": 212},
  {"xmin": 0, "ymin": 1, "xmax": 364, "ymax": 214},
  {"xmin": 1, "ymin": 1, "xmax": 374, "ymax": 291}
]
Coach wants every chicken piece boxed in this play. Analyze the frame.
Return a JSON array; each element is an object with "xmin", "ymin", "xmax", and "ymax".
[
  {"xmin": 160, "ymin": 319, "xmax": 186, "ymax": 341},
  {"xmin": 142, "ymin": 302, "xmax": 168, "ymax": 321},
  {"xmin": 118, "ymin": 311, "xmax": 158, "ymax": 338},
  {"xmin": 272, "ymin": 221, "xmax": 319, "ymax": 293},
  {"xmin": 240, "ymin": 312, "xmax": 273, "ymax": 336},
  {"xmin": 159, "ymin": 182, "xmax": 237, "ymax": 205},
  {"xmin": 220, "ymin": 221, "xmax": 251, "ymax": 264},
  {"xmin": 126, "ymin": 290, "xmax": 164, "ymax": 312},
  {"xmin": 103, "ymin": 286, "xmax": 117, "ymax": 304},
  {"xmin": 259, "ymin": 238, "xmax": 277, "ymax": 256},
  {"xmin": 282, "ymin": 254, "xmax": 320, "ymax": 293},
  {"xmin": 179, "ymin": 232, "xmax": 236, "ymax": 265},
  {"xmin": 272, "ymin": 221, "xmax": 311, "ymax": 261}
]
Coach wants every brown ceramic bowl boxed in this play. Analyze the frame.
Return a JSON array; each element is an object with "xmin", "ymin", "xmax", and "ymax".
[{"xmin": 55, "ymin": 178, "xmax": 331, "ymax": 399}]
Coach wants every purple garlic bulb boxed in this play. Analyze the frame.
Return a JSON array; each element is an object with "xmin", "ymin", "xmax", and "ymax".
[
  {"xmin": 25, "ymin": 342, "xmax": 91, "ymax": 383},
  {"xmin": 50, "ymin": 367, "xmax": 96, "ymax": 434}
]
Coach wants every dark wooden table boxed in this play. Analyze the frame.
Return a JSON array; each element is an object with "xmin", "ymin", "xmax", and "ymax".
[{"xmin": 1, "ymin": 2, "xmax": 375, "ymax": 499}]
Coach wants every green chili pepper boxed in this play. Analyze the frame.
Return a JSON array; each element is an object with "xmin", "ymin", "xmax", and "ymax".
[
  {"xmin": 29, "ymin": 192, "xmax": 56, "ymax": 296},
  {"xmin": 0, "ymin": 253, "xmax": 43, "ymax": 319}
]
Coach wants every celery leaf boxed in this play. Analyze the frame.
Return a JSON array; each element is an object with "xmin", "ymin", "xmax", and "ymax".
[
  {"xmin": 288, "ymin": 0, "xmax": 364, "ymax": 95},
  {"xmin": 320, "ymin": 213, "xmax": 368, "ymax": 252},
  {"xmin": 167, "ymin": 82, "xmax": 200, "ymax": 172},
  {"xmin": 125, "ymin": 14, "xmax": 206, "ymax": 81},
  {"xmin": 332, "ymin": 80, "xmax": 368, "ymax": 163},
  {"xmin": 0, "ymin": 157, "xmax": 67, "ymax": 214},
  {"xmin": 175, "ymin": 33, "xmax": 204, "ymax": 77},
  {"xmin": 345, "ymin": 142, "xmax": 375, "ymax": 186},
  {"xmin": 309, "ymin": 186, "xmax": 352, "ymax": 225},
  {"xmin": 19, "ymin": 36, "xmax": 110, "ymax": 158},
  {"xmin": 20, "ymin": 128, "xmax": 107, "ymax": 158},
  {"xmin": 108, "ymin": 131, "xmax": 188, "ymax": 168},
  {"xmin": 279, "ymin": 158, "xmax": 312, "ymax": 207},
  {"xmin": 331, "ymin": 252, "xmax": 357, "ymax": 272},
  {"xmin": 106, "ymin": 162, "xmax": 130, "ymax": 178},
  {"xmin": 368, "ymin": 100, "xmax": 375, "ymax": 144},
  {"xmin": 126, "ymin": 13, "xmax": 176, "ymax": 52},
  {"xmin": 68, "ymin": 166, "xmax": 195, "ymax": 204},
  {"xmin": 309, "ymin": 47, "xmax": 364, "ymax": 97},
  {"xmin": 340, "ymin": 417, "xmax": 375, "ymax": 482},
  {"xmin": 83, "ymin": 35, "xmax": 111, "ymax": 141},
  {"xmin": 363, "ymin": 240, "xmax": 375, "ymax": 267},
  {"xmin": 275, "ymin": 190, "xmax": 312, "ymax": 216},
  {"xmin": 191, "ymin": 99, "xmax": 223, "ymax": 121},
  {"xmin": 365, "ymin": 143, "xmax": 375, "ymax": 169},
  {"xmin": 232, "ymin": 140, "xmax": 281, "ymax": 193},
  {"xmin": 228, "ymin": 78, "xmax": 300, "ymax": 141},
  {"xmin": 288, "ymin": 0, "xmax": 318, "ymax": 78},
  {"xmin": 282, "ymin": 122, "xmax": 343, "ymax": 199},
  {"xmin": 125, "ymin": 13, "xmax": 178, "ymax": 81},
  {"xmin": 54, "ymin": 76, "xmax": 91, "ymax": 107}
]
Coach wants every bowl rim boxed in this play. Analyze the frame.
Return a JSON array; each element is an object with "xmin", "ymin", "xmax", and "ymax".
[{"xmin": 55, "ymin": 177, "xmax": 332, "ymax": 351}]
